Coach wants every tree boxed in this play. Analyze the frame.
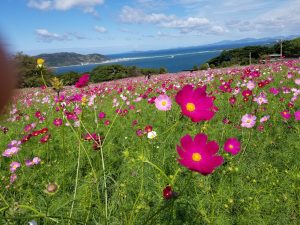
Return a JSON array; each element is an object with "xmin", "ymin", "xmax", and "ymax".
[{"xmin": 13, "ymin": 52, "xmax": 53, "ymax": 87}]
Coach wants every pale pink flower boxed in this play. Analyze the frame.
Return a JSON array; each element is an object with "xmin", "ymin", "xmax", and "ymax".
[
  {"xmin": 155, "ymin": 94, "xmax": 172, "ymax": 111},
  {"xmin": 241, "ymin": 114, "xmax": 256, "ymax": 128}
]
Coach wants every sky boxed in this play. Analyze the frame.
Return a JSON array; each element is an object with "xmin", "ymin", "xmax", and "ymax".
[{"xmin": 0, "ymin": 0, "xmax": 299, "ymax": 55}]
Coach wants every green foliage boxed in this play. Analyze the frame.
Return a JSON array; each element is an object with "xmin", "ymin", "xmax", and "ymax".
[
  {"xmin": 207, "ymin": 37, "xmax": 300, "ymax": 68},
  {"xmin": 274, "ymin": 38, "xmax": 300, "ymax": 57},
  {"xmin": 13, "ymin": 52, "xmax": 54, "ymax": 88},
  {"xmin": 208, "ymin": 46, "xmax": 272, "ymax": 67},
  {"xmin": 90, "ymin": 64, "xmax": 167, "ymax": 83},
  {"xmin": 59, "ymin": 71, "xmax": 81, "ymax": 86},
  {"xmin": 200, "ymin": 63, "xmax": 209, "ymax": 70},
  {"xmin": 193, "ymin": 65, "xmax": 199, "ymax": 71}
]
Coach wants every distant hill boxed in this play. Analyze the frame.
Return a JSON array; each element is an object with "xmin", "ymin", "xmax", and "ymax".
[
  {"xmin": 206, "ymin": 37, "xmax": 300, "ymax": 68},
  {"xmin": 35, "ymin": 52, "xmax": 108, "ymax": 67}
]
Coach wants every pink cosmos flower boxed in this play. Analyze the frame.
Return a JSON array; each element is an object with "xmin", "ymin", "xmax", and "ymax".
[
  {"xmin": 295, "ymin": 78, "xmax": 300, "ymax": 86},
  {"xmin": 260, "ymin": 115, "xmax": 270, "ymax": 123},
  {"xmin": 176, "ymin": 133, "xmax": 224, "ymax": 175},
  {"xmin": 253, "ymin": 92, "xmax": 268, "ymax": 105},
  {"xmin": 10, "ymin": 162, "xmax": 21, "ymax": 173},
  {"xmin": 25, "ymin": 159, "xmax": 34, "ymax": 167},
  {"xmin": 7, "ymin": 140, "xmax": 21, "ymax": 148},
  {"xmin": 53, "ymin": 118, "xmax": 62, "ymax": 127},
  {"xmin": 75, "ymin": 74, "xmax": 89, "ymax": 88},
  {"xmin": 2, "ymin": 147, "xmax": 20, "ymax": 157},
  {"xmin": 281, "ymin": 110, "xmax": 291, "ymax": 120},
  {"xmin": 155, "ymin": 94, "xmax": 172, "ymax": 111},
  {"xmin": 175, "ymin": 85, "xmax": 215, "ymax": 122},
  {"xmin": 32, "ymin": 157, "xmax": 41, "ymax": 165},
  {"xmin": 224, "ymin": 138, "xmax": 241, "ymax": 155},
  {"xmin": 269, "ymin": 87, "xmax": 280, "ymax": 95},
  {"xmin": 98, "ymin": 112, "xmax": 106, "ymax": 119},
  {"xmin": 10, "ymin": 174, "xmax": 17, "ymax": 184},
  {"xmin": 241, "ymin": 114, "xmax": 256, "ymax": 128},
  {"xmin": 246, "ymin": 81, "xmax": 256, "ymax": 90},
  {"xmin": 295, "ymin": 110, "xmax": 300, "ymax": 121}
]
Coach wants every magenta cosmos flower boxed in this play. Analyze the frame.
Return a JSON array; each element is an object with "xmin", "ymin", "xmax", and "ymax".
[
  {"xmin": 224, "ymin": 138, "xmax": 241, "ymax": 155},
  {"xmin": 281, "ymin": 110, "xmax": 291, "ymax": 120},
  {"xmin": 295, "ymin": 110, "xmax": 300, "ymax": 121},
  {"xmin": 75, "ymin": 74, "xmax": 89, "ymax": 88},
  {"xmin": 241, "ymin": 114, "xmax": 256, "ymax": 128},
  {"xmin": 176, "ymin": 133, "xmax": 224, "ymax": 175},
  {"xmin": 53, "ymin": 118, "xmax": 62, "ymax": 127},
  {"xmin": 155, "ymin": 94, "xmax": 172, "ymax": 111},
  {"xmin": 175, "ymin": 85, "xmax": 215, "ymax": 122},
  {"xmin": 98, "ymin": 112, "xmax": 106, "ymax": 119}
]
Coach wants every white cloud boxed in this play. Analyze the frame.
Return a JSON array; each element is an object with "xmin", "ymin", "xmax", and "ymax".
[
  {"xmin": 161, "ymin": 17, "xmax": 209, "ymax": 29},
  {"xmin": 120, "ymin": 6, "xmax": 175, "ymax": 24},
  {"xmin": 35, "ymin": 29, "xmax": 86, "ymax": 42},
  {"xmin": 95, "ymin": 26, "xmax": 107, "ymax": 33},
  {"xmin": 226, "ymin": 0, "xmax": 300, "ymax": 34},
  {"xmin": 209, "ymin": 25, "xmax": 229, "ymax": 35},
  {"xmin": 28, "ymin": 0, "xmax": 52, "ymax": 10},
  {"xmin": 28, "ymin": 0, "xmax": 104, "ymax": 16},
  {"xmin": 35, "ymin": 29, "xmax": 65, "ymax": 42},
  {"xmin": 119, "ymin": 6, "xmax": 218, "ymax": 34}
]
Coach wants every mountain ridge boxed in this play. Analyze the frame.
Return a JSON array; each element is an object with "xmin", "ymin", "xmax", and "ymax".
[{"xmin": 35, "ymin": 52, "xmax": 108, "ymax": 67}]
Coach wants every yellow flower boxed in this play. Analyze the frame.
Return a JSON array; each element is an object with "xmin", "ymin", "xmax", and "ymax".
[
  {"xmin": 81, "ymin": 96, "xmax": 88, "ymax": 106},
  {"xmin": 37, "ymin": 58, "xmax": 44, "ymax": 67}
]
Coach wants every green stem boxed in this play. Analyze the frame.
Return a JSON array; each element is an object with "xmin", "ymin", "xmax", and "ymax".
[
  {"xmin": 18, "ymin": 205, "xmax": 45, "ymax": 217},
  {"xmin": 68, "ymin": 131, "xmax": 81, "ymax": 224},
  {"xmin": 40, "ymin": 70, "xmax": 47, "ymax": 88},
  {"xmin": 128, "ymin": 150, "xmax": 145, "ymax": 225},
  {"xmin": 99, "ymin": 143, "xmax": 108, "ymax": 224},
  {"xmin": 143, "ymin": 160, "xmax": 171, "ymax": 183}
]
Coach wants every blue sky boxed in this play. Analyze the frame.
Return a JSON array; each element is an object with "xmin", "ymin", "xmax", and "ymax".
[{"xmin": 0, "ymin": 0, "xmax": 299, "ymax": 55}]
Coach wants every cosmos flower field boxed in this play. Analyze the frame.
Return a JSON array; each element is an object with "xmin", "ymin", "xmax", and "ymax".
[{"xmin": 1, "ymin": 60, "xmax": 300, "ymax": 224}]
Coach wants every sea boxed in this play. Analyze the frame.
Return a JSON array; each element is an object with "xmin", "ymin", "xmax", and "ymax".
[{"xmin": 53, "ymin": 43, "xmax": 264, "ymax": 74}]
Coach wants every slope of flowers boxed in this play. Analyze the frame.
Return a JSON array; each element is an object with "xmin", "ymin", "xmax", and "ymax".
[{"xmin": 0, "ymin": 60, "xmax": 299, "ymax": 224}]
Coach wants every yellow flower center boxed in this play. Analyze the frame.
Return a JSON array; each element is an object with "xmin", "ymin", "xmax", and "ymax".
[
  {"xmin": 192, "ymin": 153, "xmax": 202, "ymax": 162},
  {"xmin": 186, "ymin": 103, "xmax": 196, "ymax": 112},
  {"xmin": 246, "ymin": 119, "xmax": 250, "ymax": 123},
  {"xmin": 161, "ymin": 101, "xmax": 167, "ymax": 106},
  {"xmin": 228, "ymin": 144, "xmax": 234, "ymax": 149}
]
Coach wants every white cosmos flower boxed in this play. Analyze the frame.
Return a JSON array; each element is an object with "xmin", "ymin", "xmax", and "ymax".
[
  {"xmin": 147, "ymin": 131, "xmax": 157, "ymax": 139},
  {"xmin": 28, "ymin": 220, "xmax": 37, "ymax": 225}
]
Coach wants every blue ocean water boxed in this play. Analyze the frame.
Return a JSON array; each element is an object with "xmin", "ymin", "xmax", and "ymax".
[{"xmin": 53, "ymin": 45, "xmax": 234, "ymax": 74}]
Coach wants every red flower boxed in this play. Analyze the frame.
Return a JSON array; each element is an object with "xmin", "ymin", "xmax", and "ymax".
[
  {"xmin": 229, "ymin": 96, "xmax": 236, "ymax": 105},
  {"xmin": 163, "ymin": 185, "xmax": 174, "ymax": 200},
  {"xmin": 144, "ymin": 125, "xmax": 153, "ymax": 133},
  {"xmin": 35, "ymin": 111, "xmax": 42, "ymax": 118},
  {"xmin": 175, "ymin": 85, "xmax": 216, "ymax": 122},
  {"xmin": 242, "ymin": 89, "xmax": 252, "ymax": 97},
  {"xmin": 32, "ymin": 130, "xmax": 42, "ymax": 136},
  {"xmin": 40, "ymin": 134, "xmax": 51, "ymax": 143},
  {"xmin": 41, "ymin": 128, "xmax": 48, "ymax": 134},
  {"xmin": 177, "ymin": 133, "xmax": 224, "ymax": 175},
  {"xmin": 21, "ymin": 134, "xmax": 32, "ymax": 143}
]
